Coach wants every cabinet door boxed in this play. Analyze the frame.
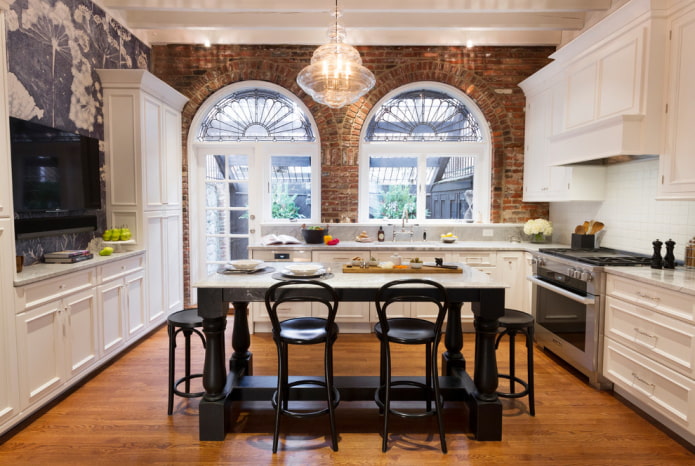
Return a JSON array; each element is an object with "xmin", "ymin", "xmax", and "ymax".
[
  {"xmin": 16, "ymin": 300, "xmax": 65, "ymax": 408},
  {"xmin": 312, "ymin": 251, "xmax": 370, "ymax": 323},
  {"xmin": 64, "ymin": 289, "xmax": 98, "ymax": 379},
  {"xmin": 162, "ymin": 105, "xmax": 182, "ymax": 207},
  {"xmin": 125, "ymin": 270, "xmax": 146, "ymax": 338},
  {"xmin": 164, "ymin": 212, "xmax": 183, "ymax": 313},
  {"xmin": 145, "ymin": 211, "xmax": 183, "ymax": 322},
  {"xmin": 659, "ymin": 5, "xmax": 695, "ymax": 199},
  {"xmin": 0, "ymin": 221, "xmax": 18, "ymax": 423},
  {"xmin": 98, "ymin": 280, "xmax": 126, "ymax": 357},
  {"xmin": 143, "ymin": 95, "xmax": 164, "ymax": 209},
  {"xmin": 495, "ymin": 251, "xmax": 526, "ymax": 312}
]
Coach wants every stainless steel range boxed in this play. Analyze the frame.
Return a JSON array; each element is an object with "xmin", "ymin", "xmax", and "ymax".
[{"xmin": 529, "ymin": 247, "xmax": 651, "ymax": 389}]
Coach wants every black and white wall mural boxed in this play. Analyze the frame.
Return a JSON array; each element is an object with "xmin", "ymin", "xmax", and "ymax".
[{"xmin": 6, "ymin": 0, "xmax": 150, "ymax": 264}]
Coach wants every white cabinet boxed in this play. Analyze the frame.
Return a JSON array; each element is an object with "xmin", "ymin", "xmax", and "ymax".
[
  {"xmin": 16, "ymin": 288, "xmax": 98, "ymax": 409},
  {"xmin": 99, "ymin": 70, "xmax": 187, "ymax": 323},
  {"xmin": 0, "ymin": 220, "xmax": 18, "ymax": 427},
  {"xmin": 312, "ymin": 251, "xmax": 370, "ymax": 329},
  {"xmin": 97, "ymin": 255, "xmax": 146, "ymax": 357},
  {"xmin": 521, "ymin": 76, "xmax": 606, "ymax": 202},
  {"xmin": 603, "ymin": 273, "xmax": 695, "ymax": 444},
  {"xmin": 495, "ymin": 251, "xmax": 527, "ymax": 312},
  {"xmin": 144, "ymin": 211, "xmax": 183, "ymax": 322},
  {"xmin": 658, "ymin": 2, "xmax": 695, "ymax": 199}
]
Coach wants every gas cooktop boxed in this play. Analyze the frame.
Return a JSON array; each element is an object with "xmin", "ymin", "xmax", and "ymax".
[{"xmin": 538, "ymin": 247, "xmax": 652, "ymax": 266}]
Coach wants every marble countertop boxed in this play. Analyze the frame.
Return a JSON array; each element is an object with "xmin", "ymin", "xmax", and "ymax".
[
  {"xmin": 605, "ymin": 266, "xmax": 695, "ymax": 296},
  {"xmin": 249, "ymin": 240, "xmax": 566, "ymax": 252},
  {"xmin": 195, "ymin": 261, "xmax": 504, "ymax": 291},
  {"xmin": 14, "ymin": 249, "xmax": 146, "ymax": 287}
]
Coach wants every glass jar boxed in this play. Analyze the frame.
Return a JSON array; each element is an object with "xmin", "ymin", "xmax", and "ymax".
[{"xmin": 686, "ymin": 238, "xmax": 695, "ymax": 269}]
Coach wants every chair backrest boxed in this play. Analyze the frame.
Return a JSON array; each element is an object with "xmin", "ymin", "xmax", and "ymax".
[
  {"xmin": 375, "ymin": 278, "xmax": 449, "ymax": 334},
  {"xmin": 264, "ymin": 279, "xmax": 340, "ymax": 332}
]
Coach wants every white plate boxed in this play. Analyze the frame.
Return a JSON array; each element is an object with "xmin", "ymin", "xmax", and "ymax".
[
  {"xmin": 227, "ymin": 259, "xmax": 264, "ymax": 270},
  {"xmin": 283, "ymin": 263, "xmax": 323, "ymax": 276}
]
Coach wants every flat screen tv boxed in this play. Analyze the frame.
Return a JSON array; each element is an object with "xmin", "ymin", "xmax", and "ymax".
[{"xmin": 10, "ymin": 117, "xmax": 101, "ymax": 213}]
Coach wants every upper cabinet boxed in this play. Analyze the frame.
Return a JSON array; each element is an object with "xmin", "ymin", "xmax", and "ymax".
[
  {"xmin": 97, "ymin": 69, "xmax": 188, "ymax": 242},
  {"xmin": 658, "ymin": 1, "xmax": 695, "ymax": 199},
  {"xmin": 520, "ymin": 0, "xmax": 669, "ymax": 169},
  {"xmin": 521, "ymin": 69, "xmax": 606, "ymax": 202}
]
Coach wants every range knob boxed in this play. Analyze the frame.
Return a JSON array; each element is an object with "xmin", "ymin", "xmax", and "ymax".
[
  {"xmin": 580, "ymin": 271, "xmax": 593, "ymax": 281},
  {"xmin": 567, "ymin": 267, "xmax": 576, "ymax": 277}
]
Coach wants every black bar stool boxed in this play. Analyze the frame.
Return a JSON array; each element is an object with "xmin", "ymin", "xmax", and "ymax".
[
  {"xmin": 374, "ymin": 278, "xmax": 449, "ymax": 453},
  {"xmin": 167, "ymin": 308, "xmax": 206, "ymax": 415},
  {"xmin": 264, "ymin": 280, "xmax": 341, "ymax": 453},
  {"xmin": 494, "ymin": 308, "xmax": 535, "ymax": 416}
]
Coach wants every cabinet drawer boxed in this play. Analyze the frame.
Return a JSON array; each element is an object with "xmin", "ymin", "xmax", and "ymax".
[
  {"xmin": 450, "ymin": 251, "xmax": 496, "ymax": 266},
  {"xmin": 312, "ymin": 251, "xmax": 365, "ymax": 264},
  {"xmin": 606, "ymin": 274, "xmax": 695, "ymax": 324},
  {"xmin": 100, "ymin": 255, "xmax": 145, "ymax": 282},
  {"xmin": 19, "ymin": 269, "xmax": 96, "ymax": 311},
  {"xmin": 603, "ymin": 338, "xmax": 695, "ymax": 430},
  {"xmin": 605, "ymin": 296, "xmax": 695, "ymax": 377}
]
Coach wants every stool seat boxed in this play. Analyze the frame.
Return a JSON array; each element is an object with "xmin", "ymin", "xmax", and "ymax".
[
  {"xmin": 167, "ymin": 309, "xmax": 206, "ymax": 415},
  {"xmin": 495, "ymin": 308, "xmax": 535, "ymax": 416}
]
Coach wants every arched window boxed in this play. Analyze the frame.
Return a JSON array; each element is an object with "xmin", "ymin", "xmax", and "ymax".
[
  {"xmin": 188, "ymin": 82, "xmax": 320, "ymax": 285},
  {"xmin": 359, "ymin": 83, "xmax": 491, "ymax": 223}
]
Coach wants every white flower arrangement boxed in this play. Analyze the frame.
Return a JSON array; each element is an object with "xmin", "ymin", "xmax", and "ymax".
[{"xmin": 523, "ymin": 218, "xmax": 553, "ymax": 236}]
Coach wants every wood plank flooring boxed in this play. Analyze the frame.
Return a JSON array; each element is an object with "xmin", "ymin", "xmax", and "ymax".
[{"xmin": 0, "ymin": 320, "xmax": 693, "ymax": 465}]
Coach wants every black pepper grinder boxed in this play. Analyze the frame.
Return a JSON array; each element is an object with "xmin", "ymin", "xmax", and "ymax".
[
  {"xmin": 651, "ymin": 239, "xmax": 663, "ymax": 269},
  {"xmin": 664, "ymin": 239, "xmax": 676, "ymax": 269}
]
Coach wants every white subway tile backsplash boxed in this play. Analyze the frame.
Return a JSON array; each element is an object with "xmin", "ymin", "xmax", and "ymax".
[{"xmin": 550, "ymin": 159, "xmax": 695, "ymax": 261}]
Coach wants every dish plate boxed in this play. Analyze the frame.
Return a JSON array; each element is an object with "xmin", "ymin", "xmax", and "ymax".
[
  {"xmin": 281, "ymin": 268, "xmax": 326, "ymax": 279},
  {"xmin": 283, "ymin": 263, "xmax": 324, "ymax": 276},
  {"xmin": 227, "ymin": 259, "xmax": 265, "ymax": 271}
]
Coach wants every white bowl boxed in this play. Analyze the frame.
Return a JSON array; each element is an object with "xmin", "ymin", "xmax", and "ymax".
[
  {"xmin": 441, "ymin": 237, "xmax": 458, "ymax": 243},
  {"xmin": 284, "ymin": 263, "xmax": 323, "ymax": 276},
  {"xmin": 228, "ymin": 259, "xmax": 264, "ymax": 270}
]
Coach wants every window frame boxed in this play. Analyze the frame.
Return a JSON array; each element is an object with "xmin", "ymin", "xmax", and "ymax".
[
  {"xmin": 187, "ymin": 81, "xmax": 321, "ymax": 302},
  {"xmin": 358, "ymin": 82, "xmax": 491, "ymax": 224}
]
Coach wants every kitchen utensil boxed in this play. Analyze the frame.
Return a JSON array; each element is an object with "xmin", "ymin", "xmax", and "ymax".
[
  {"xmin": 582, "ymin": 221, "xmax": 590, "ymax": 232},
  {"xmin": 589, "ymin": 221, "xmax": 604, "ymax": 235},
  {"xmin": 574, "ymin": 225, "xmax": 586, "ymax": 234}
]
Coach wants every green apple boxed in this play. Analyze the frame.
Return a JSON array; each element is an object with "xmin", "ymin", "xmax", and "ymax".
[
  {"xmin": 103, "ymin": 229, "xmax": 113, "ymax": 241},
  {"xmin": 99, "ymin": 247, "xmax": 114, "ymax": 256},
  {"xmin": 121, "ymin": 227, "xmax": 132, "ymax": 241},
  {"xmin": 110, "ymin": 229, "xmax": 120, "ymax": 241}
]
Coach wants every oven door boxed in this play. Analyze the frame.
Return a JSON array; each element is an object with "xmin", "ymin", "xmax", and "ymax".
[{"xmin": 528, "ymin": 276, "xmax": 600, "ymax": 381}]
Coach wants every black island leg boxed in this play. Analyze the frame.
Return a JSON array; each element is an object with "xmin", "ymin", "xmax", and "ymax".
[
  {"xmin": 442, "ymin": 302, "xmax": 466, "ymax": 374},
  {"xmin": 230, "ymin": 301, "xmax": 253, "ymax": 375},
  {"xmin": 197, "ymin": 288, "xmax": 230, "ymax": 441},
  {"xmin": 469, "ymin": 288, "xmax": 505, "ymax": 440}
]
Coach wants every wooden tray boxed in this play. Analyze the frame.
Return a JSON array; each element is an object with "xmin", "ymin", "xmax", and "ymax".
[{"xmin": 342, "ymin": 265, "xmax": 461, "ymax": 274}]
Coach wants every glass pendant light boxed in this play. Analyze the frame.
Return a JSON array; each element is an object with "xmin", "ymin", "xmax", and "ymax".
[{"xmin": 296, "ymin": 0, "xmax": 376, "ymax": 108}]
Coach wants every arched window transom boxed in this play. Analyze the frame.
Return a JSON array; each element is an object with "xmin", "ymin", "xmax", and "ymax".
[
  {"xmin": 197, "ymin": 89, "xmax": 315, "ymax": 142},
  {"xmin": 365, "ymin": 89, "xmax": 483, "ymax": 143}
]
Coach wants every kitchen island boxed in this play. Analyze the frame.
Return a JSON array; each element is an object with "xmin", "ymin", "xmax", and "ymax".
[{"xmin": 194, "ymin": 262, "xmax": 507, "ymax": 442}]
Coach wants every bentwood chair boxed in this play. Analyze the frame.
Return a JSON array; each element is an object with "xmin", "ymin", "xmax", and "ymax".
[
  {"xmin": 167, "ymin": 308, "xmax": 206, "ymax": 415},
  {"xmin": 264, "ymin": 279, "xmax": 341, "ymax": 453},
  {"xmin": 495, "ymin": 308, "xmax": 535, "ymax": 416},
  {"xmin": 373, "ymin": 278, "xmax": 449, "ymax": 453}
]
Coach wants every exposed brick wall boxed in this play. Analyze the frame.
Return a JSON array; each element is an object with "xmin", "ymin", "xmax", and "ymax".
[{"xmin": 150, "ymin": 44, "xmax": 552, "ymax": 303}]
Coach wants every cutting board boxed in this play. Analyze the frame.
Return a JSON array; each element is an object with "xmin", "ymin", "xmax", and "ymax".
[{"xmin": 342, "ymin": 265, "xmax": 462, "ymax": 274}]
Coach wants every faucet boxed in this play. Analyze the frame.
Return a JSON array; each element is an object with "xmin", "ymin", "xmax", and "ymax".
[{"xmin": 401, "ymin": 207, "xmax": 409, "ymax": 228}]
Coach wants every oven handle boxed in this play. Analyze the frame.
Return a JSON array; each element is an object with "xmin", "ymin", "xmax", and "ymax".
[{"xmin": 527, "ymin": 276, "xmax": 596, "ymax": 305}]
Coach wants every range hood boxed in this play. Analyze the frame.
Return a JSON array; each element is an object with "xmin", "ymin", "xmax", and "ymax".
[{"xmin": 532, "ymin": 0, "xmax": 668, "ymax": 167}]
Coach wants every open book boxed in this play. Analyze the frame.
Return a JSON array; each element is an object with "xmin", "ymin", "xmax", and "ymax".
[{"xmin": 260, "ymin": 234, "xmax": 302, "ymax": 246}]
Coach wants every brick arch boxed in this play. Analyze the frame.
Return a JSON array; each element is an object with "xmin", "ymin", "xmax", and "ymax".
[{"xmin": 327, "ymin": 61, "xmax": 518, "ymax": 223}]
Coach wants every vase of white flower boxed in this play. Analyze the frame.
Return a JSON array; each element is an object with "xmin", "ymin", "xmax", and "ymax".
[{"xmin": 523, "ymin": 218, "xmax": 553, "ymax": 243}]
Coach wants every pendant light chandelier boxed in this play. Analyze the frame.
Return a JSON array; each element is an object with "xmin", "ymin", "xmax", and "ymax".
[{"xmin": 297, "ymin": 0, "xmax": 376, "ymax": 108}]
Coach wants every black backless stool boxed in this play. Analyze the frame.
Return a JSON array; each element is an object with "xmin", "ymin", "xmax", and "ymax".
[
  {"xmin": 167, "ymin": 308, "xmax": 206, "ymax": 415},
  {"xmin": 494, "ymin": 308, "xmax": 535, "ymax": 416},
  {"xmin": 374, "ymin": 278, "xmax": 449, "ymax": 453},
  {"xmin": 264, "ymin": 279, "xmax": 341, "ymax": 453}
]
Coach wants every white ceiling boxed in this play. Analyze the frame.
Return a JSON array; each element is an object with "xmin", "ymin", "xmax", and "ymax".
[{"xmin": 98, "ymin": 0, "xmax": 614, "ymax": 47}]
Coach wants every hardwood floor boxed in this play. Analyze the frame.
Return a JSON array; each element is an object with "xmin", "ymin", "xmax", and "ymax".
[{"xmin": 1, "ymin": 320, "xmax": 693, "ymax": 465}]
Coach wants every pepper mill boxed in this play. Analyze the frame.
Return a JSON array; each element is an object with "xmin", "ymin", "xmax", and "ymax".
[
  {"xmin": 664, "ymin": 239, "xmax": 676, "ymax": 269},
  {"xmin": 651, "ymin": 239, "xmax": 663, "ymax": 269}
]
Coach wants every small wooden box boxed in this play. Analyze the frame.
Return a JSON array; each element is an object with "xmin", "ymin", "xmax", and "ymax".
[{"xmin": 571, "ymin": 234, "xmax": 595, "ymax": 249}]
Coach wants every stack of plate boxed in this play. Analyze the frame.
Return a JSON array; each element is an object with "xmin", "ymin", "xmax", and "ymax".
[
  {"xmin": 225, "ymin": 259, "xmax": 265, "ymax": 272},
  {"xmin": 281, "ymin": 263, "xmax": 325, "ymax": 278}
]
